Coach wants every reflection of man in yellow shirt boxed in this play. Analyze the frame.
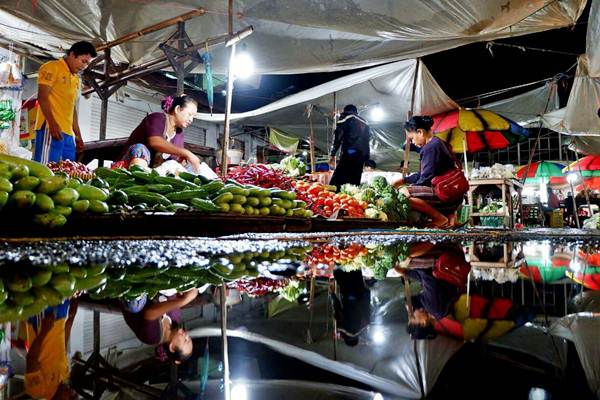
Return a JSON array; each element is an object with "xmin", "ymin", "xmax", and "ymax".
[
  {"xmin": 34, "ymin": 41, "xmax": 96, "ymax": 164},
  {"xmin": 25, "ymin": 301, "xmax": 78, "ymax": 400}
]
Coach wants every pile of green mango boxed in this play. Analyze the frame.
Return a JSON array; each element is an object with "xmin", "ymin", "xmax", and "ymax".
[
  {"xmin": 0, "ymin": 262, "xmax": 108, "ymax": 322},
  {"xmin": 0, "ymin": 154, "xmax": 110, "ymax": 228}
]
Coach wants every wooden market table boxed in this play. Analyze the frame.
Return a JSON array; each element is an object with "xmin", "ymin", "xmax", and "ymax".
[{"xmin": 467, "ymin": 178, "xmax": 523, "ymax": 229}]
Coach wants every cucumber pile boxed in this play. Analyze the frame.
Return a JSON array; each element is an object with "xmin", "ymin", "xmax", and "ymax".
[
  {"xmin": 0, "ymin": 154, "xmax": 110, "ymax": 228},
  {"xmin": 97, "ymin": 165, "xmax": 313, "ymax": 217},
  {"xmin": 0, "ymin": 262, "xmax": 108, "ymax": 322}
]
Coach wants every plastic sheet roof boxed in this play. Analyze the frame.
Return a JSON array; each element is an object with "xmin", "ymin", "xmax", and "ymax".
[{"xmin": 0, "ymin": 0, "xmax": 587, "ymax": 74}]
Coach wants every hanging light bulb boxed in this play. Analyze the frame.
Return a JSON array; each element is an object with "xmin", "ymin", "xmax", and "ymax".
[
  {"xmin": 370, "ymin": 105, "xmax": 385, "ymax": 122},
  {"xmin": 232, "ymin": 44, "xmax": 255, "ymax": 80}
]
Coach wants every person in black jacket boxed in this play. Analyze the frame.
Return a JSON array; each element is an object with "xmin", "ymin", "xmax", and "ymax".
[{"xmin": 329, "ymin": 104, "xmax": 371, "ymax": 188}]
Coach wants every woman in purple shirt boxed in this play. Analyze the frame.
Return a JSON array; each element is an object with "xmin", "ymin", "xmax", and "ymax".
[
  {"xmin": 394, "ymin": 116, "xmax": 466, "ymax": 229},
  {"xmin": 115, "ymin": 95, "xmax": 201, "ymax": 172}
]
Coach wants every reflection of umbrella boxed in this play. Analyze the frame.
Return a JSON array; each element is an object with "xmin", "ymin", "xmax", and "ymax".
[
  {"xmin": 566, "ymin": 270, "xmax": 600, "ymax": 291},
  {"xmin": 432, "ymin": 109, "xmax": 529, "ymax": 153},
  {"xmin": 562, "ymin": 155, "xmax": 600, "ymax": 177},
  {"xmin": 516, "ymin": 161, "xmax": 565, "ymax": 185},
  {"xmin": 519, "ymin": 260, "xmax": 567, "ymax": 283}
]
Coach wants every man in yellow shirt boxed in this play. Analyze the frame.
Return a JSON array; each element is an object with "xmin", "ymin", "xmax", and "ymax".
[{"xmin": 34, "ymin": 41, "xmax": 96, "ymax": 163}]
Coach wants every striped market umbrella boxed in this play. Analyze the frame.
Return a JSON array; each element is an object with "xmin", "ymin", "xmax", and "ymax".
[
  {"xmin": 519, "ymin": 258, "xmax": 567, "ymax": 283},
  {"xmin": 566, "ymin": 270, "xmax": 600, "ymax": 291},
  {"xmin": 432, "ymin": 108, "xmax": 529, "ymax": 154},
  {"xmin": 516, "ymin": 161, "xmax": 565, "ymax": 185},
  {"xmin": 562, "ymin": 155, "xmax": 600, "ymax": 177}
]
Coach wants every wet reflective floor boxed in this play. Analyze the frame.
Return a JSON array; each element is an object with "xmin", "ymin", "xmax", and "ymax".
[{"xmin": 1, "ymin": 233, "xmax": 599, "ymax": 399}]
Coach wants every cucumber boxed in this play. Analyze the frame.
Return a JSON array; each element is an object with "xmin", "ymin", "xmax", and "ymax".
[
  {"xmin": 167, "ymin": 203, "xmax": 189, "ymax": 212},
  {"xmin": 35, "ymin": 193, "xmax": 55, "ymax": 212},
  {"xmin": 128, "ymin": 165, "xmax": 148, "ymax": 173},
  {"xmin": 178, "ymin": 171, "xmax": 197, "ymax": 182},
  {"xmin": 0, "ymin": 177, "xmax": 13, "ymax": 192},
  {"xmin": 218, "ymin": 184, "xmax": 249, "ymax": 196},
  {"xmin": 280, "ymin": 199, "xmax": 293, "ymax": 209},
  {"xmin": 246, "ymin": 197, "xmax": 260, "ymax": 207},
  {"xmin": 127, "ymin": 192, "xmax": 171, "ymax": 207},
  {"xmin": 89, "ymin": 177, "xmax": 109, "ymax": 189},
  {"xmin": 76, "ymin": 184, "xmax": 108, "ymax": 201},
  {"xmin": 230, "ymin": 203, "xmax": 244, "ymax": 214},
  {"xmin": 9, "ymin": 291, "xmax": 34, "ymax": 307},
  {"xmin": 218, "ymin": 203, "xmax": 230, "ymax": 213},
  {"xmin": 166, "ymin": 190, "xmax": 208, "ymax": 202},
  {"xmin": 259, "ymin": 197, "xmax": 272, "ymax": 207},
  {"xmin": 231, "ymin": 195, "xmax": 247, "ymax": 205},
  {"xmin": 270, "ymin": 189, "xmax": 296, "ymax": 200},
  {"xmin": 0, "ymin": 154, "xmax": 53, "ymax": 177},
  {"xmin": 112, "ymin": 178, "xmax": 137, "ymax": 189},
  {"xmin": 294, "ymin": 200, "xmax": 307, "ymax": 208},
  {"xmin": 190, "ymin": 198, "xmax": 220, "ymax": 212},
  {"xmin": 131, "ymin": 171, "xmax": 154, "ymax": 183},
  {"xmin": 107, "ymin": 190, "xmax": 128, "ymax": 205},
  {"xmin": 213, "ymin": 192, "xmax": 234, "ymax": 204},
  {"xmin": 145, "ymin": 184, "xmax": 174, "ymax": 194},
  {"xmin": 37, "ymin": 176, "xmax": 67, "ymax": 194},
  {"xmin": 121, "ymin": 185, "xmax": 149, "ymax": 194},
  {"xmin": 75, "ymin": 274, "xmax": 107, "ymax": 291},
  {"xmin": 200, "ymin": 180, "xmax": 225, "ymax": 194},
  {"xmin": 292, "ymin": 207, "xmax": 306, "ymax": 217},
  {"xmin": 154, "ymin": 176, "xmax": 199, "ymax": 190},
  {"xmin": 95, "ymin": 167, "xmax": 122, "ymax": 179},
  {"xmin": 244, "ymin": 205, "xmax": 255, "ymax": 215},
  {"xmin": 33, "ymin": 287, "xmax": 63, "ymax": 306},
  {"xmin": 194, "ymin": 175, "xmax": 211, "ymax": 185}
]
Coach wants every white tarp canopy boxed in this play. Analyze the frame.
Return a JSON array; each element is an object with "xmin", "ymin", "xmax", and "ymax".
[
  {"xmin": 198, "ymin": 58, "xmax": 456, "ymax": 170},
  {"xmin": 587, "ymin": 0, "xmax": 600, "ymax": 78},
  {"xmin": 0, "ymin": 0, "xmax": 587, "ymax": 74}
]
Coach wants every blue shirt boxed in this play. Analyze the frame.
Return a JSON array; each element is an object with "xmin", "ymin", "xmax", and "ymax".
[{"xmin": 404, "ymin": 137, "xmax": 455, "ymax": 186}]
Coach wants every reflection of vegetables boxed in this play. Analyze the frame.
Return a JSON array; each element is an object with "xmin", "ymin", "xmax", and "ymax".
[
  {"xmin": 278, "ymin": 279, "xmax": 304, "ymax": 302},
  {"xmin": 277, "ymin": 156, "xmax": 306, "ymax": 177},
  {"xmin": 352, "ymin": 243, "xmax": 410, "ymax": 280}
]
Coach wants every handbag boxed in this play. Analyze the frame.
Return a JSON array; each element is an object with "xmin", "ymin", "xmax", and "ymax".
[
  {"xmin": 433, "ymin": 250, "xmax": 471, "ymax": 287},
  {"xmin": 431, "ymin": 140, "xmax": 469, "ymax": 202}
]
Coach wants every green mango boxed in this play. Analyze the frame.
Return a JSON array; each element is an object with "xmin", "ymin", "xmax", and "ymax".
[
  {"xmin": 34, "ymin": 193, "xmax": 55, "ymax": 212},
  {"xmin": 33, "ymin": 212, "xmax": 67, "ymax": 228},
  {"xmin": 7, "ymin": 273, "xmax": 32, "ymax": 292},
  {"xmin": 14, "ymin": 176, "xmax": 40, "ymax": 191},
  {"xmin": 9, "ymin": 190, "xmax": 36, "ymax": 209},
  {"xmin": 37, "ymin": 176, "xmax": 67, "ymax": 194},
  {"xmin": 53, "ymin": 206, "xmax": 72, "ymax": 216},
  {"xmin": 9, "ymin": 291, "xmax": 35, "ymax": 306},
  {"xmin": 21, "ymin": 300, "xmax": 48, "ymax": 319},
  {"xmin": 10, "ymin": 165, "xmax": 29, "ymax": 181},
  {"xmin": 0, "ymin": 191, "xmax": 8, "ymax": 210},
  {"xmin": 31, "ymin": 269, "xmax": 53, "ymax": 287},
  {"xmin": 75, "ymin": 274, "xmax": 107, "ymax": 291},
  {"xmin": 72, "ymin": 199, "xmax": 90, "ymax": 213},
  {"xmin": 0, "ymin": 304, "xmax": 23, "ymax": 322},
  {"xmin": 52, "ymin": 187, "xmax": 79, "ymax": 206},
  {"xmin": 68, "ymin": 266, "xmax": 87, "ymax": 279},
  {"xmin": 0, "ymin": 291, "xmax": 7, "ymax": 305},
  {"xmin": 0, "ymin": 177, "xmax": 12, "ymax": 192},
  {"xmin": 33, "ymin": 286, "xmax": 63, "ymax": 306},
  {"xmin": 86, "ymin": 264, "xmax": 107, "ymax": 276},
  {"xmin": 50, "ymin": 273, "xmax": 76, "ymax": 297}
]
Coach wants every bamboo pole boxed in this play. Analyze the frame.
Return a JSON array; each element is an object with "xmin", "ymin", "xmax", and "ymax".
[
  {"xmin": 403, "ymin": 59, "xmax": 420, "ymax": 175},
  {"xmin": 574, "ymin": 150, "xmax": 594, "ymax": 217},
  {"xmin": 95, "ymin": 9, "xmax": 205, "ymax": 52}
]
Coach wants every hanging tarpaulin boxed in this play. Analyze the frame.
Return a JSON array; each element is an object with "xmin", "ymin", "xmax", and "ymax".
[{"xmin": 269, "ymin": 127, "xmax": 299, "ymax": 154}]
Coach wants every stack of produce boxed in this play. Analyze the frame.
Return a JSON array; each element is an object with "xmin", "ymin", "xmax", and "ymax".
[
  {"xmin": 305, "ymin": 243, "xmax": 368, "ymax": 267},
  {"xmin": 231, "ymin": 277, "xmax": 291, "ymax": 297},
  {"xmin": 293, "ymin": 180, "xmax": 367, "ymax": 218},
  {"xmin": 47, "ymin": 160, "xmax": 95, "ymax": 180},
  {"xmin": 276, "ymin": 156, "xmax": 306, "ymax": 178},
  {"xmin": 0, "ymin": 262, "xmax": 108, "ymax": 322},
  {"xmin": 340, "ymin": 176, "xmax": 410, "ymax": 222},
  {"xmin": 97, "ymin": 166, "xmax": 313, "ymax": 217},
  {"xmin": 0, "ymin": 154, "xmax": 110, "ymax": 228}
]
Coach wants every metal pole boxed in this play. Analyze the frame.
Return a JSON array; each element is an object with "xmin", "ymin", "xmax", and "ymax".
[
  {"xmin": 558, "ymin": 132, "xmax": 563, "ymax": 161},
  {"xmin": 220, "ymin": 283, "xmax": 230, "ymax": 400},
  {"xmin": 564, "ymin": 147, "xmax": 581, "ymax": 228},
  {"xmin": 98, "ymin": 48, "xmax": 110, "ymax": 167},
  {"xmin": 574, "ymin": 150, "xmax": 594, "ymax": 217},
  {"xmin": 176, "ymin": 22, "xmax": 185, "ymax": 96},
  {"xmin": 93, "ymin": 310, "xmax": 100, "ymax": 354},
  {"xmin": 220, "ymin": 44, "xmax": 236, "ymax": 177},
  {"xmin": 403, "ymin": 58, "xmax": 420, "ymax": 175}
]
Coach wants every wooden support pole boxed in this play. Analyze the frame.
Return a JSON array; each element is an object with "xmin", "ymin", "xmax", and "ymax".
[
  {"xmin": 176, "ymin": 22, "xmax": 186, "ymax": 96},
  {"xmin": 309, "ymin": 112, "xmax": 316, "ymax": 173},
  {"xmin": 220, "ymin": 1, "xmax": 236, "ymax": 177},
  {"xmin": 403, "ymin": 58, "xmax": 420, "ymax": 175},
  {"xmin": 95, "ymin": 9, "xmax": 205, "ymax": 52}
]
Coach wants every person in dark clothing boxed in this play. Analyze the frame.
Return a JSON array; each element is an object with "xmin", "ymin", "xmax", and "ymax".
[
  {"xmin": 396, "ymin": 242, "xmax": 470, "ymax": 340},
  {"xmin": 393, "ymin": 115, "xmax": 467, "ymax": 229},
  {"xmin": 329, "ymin": 104, "xmax": 371, "ymax": 189},
  {"xmin": 330, "ymin": 268, "xmax": 371, "ymax": 346},
  {"xmin": 564, "ymin": 192, "xmax": 575, "ymax": 226}
]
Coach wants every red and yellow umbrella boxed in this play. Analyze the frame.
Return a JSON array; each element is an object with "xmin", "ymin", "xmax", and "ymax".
[
  {"xmin": 516, "ymin": 161, "xmax": 566, "ymax": 185},
  {"xmin": 432, "ymin": 109, "xmax": 529, "ymax": 153}
]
